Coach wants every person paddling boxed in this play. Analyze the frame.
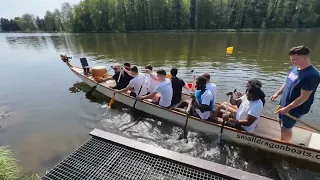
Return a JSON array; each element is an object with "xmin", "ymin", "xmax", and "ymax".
[
  {"xmin": 115, "ymin": 66, "xmax": 148, "ymax": 97},
  {"xmin": 272, "ymin": 46, "xmax": 320, "ymax": 142},
  {"xmin": 170, "ymin": 68, "xmax": 191, "ymax": 107},
  {"xmin": 190, "ymin": 76, "xmax": 214, "ymax": 120},
  {"xmin": 219, "ymin": 83, "xmax": 265, "ymax": 133},
  {"xmin": 213, "ymin": 79, "xmax": 263, "ymax": 118},
  {"xmin": 137, "ymin": 69, "xmax": 173, "ymax": 108},
  {"xmin": 144, "ymin": 64, "xmax": 160, "ymax": 94}
]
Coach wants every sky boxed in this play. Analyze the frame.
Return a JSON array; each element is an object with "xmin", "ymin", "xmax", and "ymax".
[{"xmin": 1, "ymin": 0, "xmax": 80, "ymax": 19}]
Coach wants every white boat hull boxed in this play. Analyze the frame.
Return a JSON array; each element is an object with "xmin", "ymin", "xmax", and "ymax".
[{"xmin": 68, "ymin": 64, "xmax": 320, "ymax": 164}]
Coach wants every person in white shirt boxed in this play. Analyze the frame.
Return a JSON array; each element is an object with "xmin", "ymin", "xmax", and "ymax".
[
  {"xmin": 115, "ymin": 66, "xmax": 148, "ymax": 97},
  {"xmin": 137, "ymin": 69, "xmax": 173, "ymax": 108},
  {"xmin": 191, "ymin": 73, "xmax": 216, "ymax": 97},
  {"xmin": 190, "ymin": 76, "xmax": 214, "ymax": 120},
  {"xmin": 221, "ymin": 84, "xmax": 265, "ymax": 133},
  {"xmin": 202, "ymin": 73, "xmax": 217, "ymax": 98},
  {"xmin": 213, "ymin": 79, "xmax": 263, "ymax": 119},
  {"xmin": 144, "ymin": 64, "xmax": 160, "ymax": 93}
]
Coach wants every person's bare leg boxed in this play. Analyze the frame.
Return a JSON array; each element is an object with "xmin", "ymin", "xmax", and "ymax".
[{"xmin": 281, "ymin": 127, "xmax": 293, "ymax": 142}]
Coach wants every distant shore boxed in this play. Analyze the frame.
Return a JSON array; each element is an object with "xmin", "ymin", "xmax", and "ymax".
[{"xmin": 2, "ymin": 28, "xmax": 320, "ymax": 34}]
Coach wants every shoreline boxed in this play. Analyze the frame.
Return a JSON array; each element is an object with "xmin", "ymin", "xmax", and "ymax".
[{"xmin": 1, "ymin": 28, "xmax": 320, "ymax": 34}]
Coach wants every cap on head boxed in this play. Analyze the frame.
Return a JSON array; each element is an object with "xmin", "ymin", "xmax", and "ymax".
[{"xmin": 288, "ymin": 46, "xmax": 311, "ymax": 56}]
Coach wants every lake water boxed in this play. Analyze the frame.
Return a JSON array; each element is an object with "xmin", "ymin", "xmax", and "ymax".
[{"xmin": 0, "ymin": 32, "xmax": 320, "ymax": 179}]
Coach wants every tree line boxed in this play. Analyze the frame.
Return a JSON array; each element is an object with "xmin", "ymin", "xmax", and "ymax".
[{"xmin": 1, "ymin": 0, "xmax": 320, "ymax": 32}]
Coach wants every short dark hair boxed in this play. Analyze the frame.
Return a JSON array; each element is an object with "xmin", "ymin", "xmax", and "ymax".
[
  {"xmin": 248, "ymin": 79, "xmax": 262, "ymax": 88},
  {"xmin": 202, "ymin": 73, "xmax": 210, "ymax": 81},
  {"xmin": 130, "ymin": 66, "xmax": 138, "ymax": 73},
  {"xmin": 288, "ymin": 46, "xmax": 311, "ymax": 56},
  {"xmin": 124, "ymin": 63, "xmax": 131, "ymax": 67},
  {"xmin": 197, "ymin": 76, "xmax": 207, "ymax": 84},
  {"xmin": 157, "ymin": 69, "xmax": 166, "ymax": 76},
  {"xmin": 170, "ymin": 68, "xmax": 178, "ymax": 76},
  {"xmin": 145, "ymin": 64, "xmax": 153, "ymax": 71}
]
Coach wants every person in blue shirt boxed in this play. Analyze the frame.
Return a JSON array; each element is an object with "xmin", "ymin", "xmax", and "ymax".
[
  {"xmin": 190, "ymin": 76, "xmax": 214, "ymax": 120},
  {"xmin": 271, "ymin": 46, "xmax": 320, "ymax": 142}
]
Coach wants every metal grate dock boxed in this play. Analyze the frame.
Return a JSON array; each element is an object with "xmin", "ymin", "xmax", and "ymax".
[{"xmin": 42, "ymin": 129, "xmax": 271, "ymax": 180}]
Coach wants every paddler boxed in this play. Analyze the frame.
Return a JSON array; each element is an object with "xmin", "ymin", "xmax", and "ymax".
[
  {"xmin": 271, "ymin": 46, "xmax": 320, "ymax": 142},
  {"xmin": 137, "ymin": 69, "xmax": 173, "ymax": 108},
  {"xmin": 191, "ymin": 73, "xmax": 217, "ymax": 98},
  {"xmin": 213, "ymin": 79, "xmax": 263, "ymax": 118},
  {"xmin": 115, "ymin": 66, "xmax": 148, "ymax": 97},
  {"xmin": 218, "ymin": 83, "xmax": 265, "ymax": 133},
  {"xmin": 144, "ymin": 64, "xmax": 160, "ymax": 94},
  {"xmin": 190, "ymin": 76, "xmax": 214, "ymax": 120},
  {"xmin": 170, "ymin": 68, "xmax": 191, "ymax": 107}
]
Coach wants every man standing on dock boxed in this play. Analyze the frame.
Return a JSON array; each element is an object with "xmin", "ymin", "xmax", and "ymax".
[{"xmin": 271, "ymin": 46, "xmax": 320, "ymax": 142}]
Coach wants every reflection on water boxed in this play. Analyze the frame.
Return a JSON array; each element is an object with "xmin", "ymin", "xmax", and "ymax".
[{"xmin": 1, "ymin": 32, "xmax": 320, "ymax": 179}]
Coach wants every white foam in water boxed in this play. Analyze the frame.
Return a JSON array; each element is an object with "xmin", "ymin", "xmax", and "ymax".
[
  {"xmin": 202, "ymin": 147, "xmax": 220, "ymax": 159},
  {"xmin": 101, "ymin": 104, "xmax": 108, "ymax": 109}
]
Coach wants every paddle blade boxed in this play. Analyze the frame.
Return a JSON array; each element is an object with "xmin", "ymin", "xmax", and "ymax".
[
  {"xmin": 226, "ymin": 46, "xmax": 233, "ymax": 55},
  {"xmin": 109, "ymin": 96, "xmax": 115, "ymax": 106}
]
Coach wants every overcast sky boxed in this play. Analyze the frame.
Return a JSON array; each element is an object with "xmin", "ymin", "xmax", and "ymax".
[{"xmin": 1, "ymin": 0, "xmax": 80, "ymax": 19}]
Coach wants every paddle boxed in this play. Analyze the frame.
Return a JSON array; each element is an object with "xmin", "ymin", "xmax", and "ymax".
[
  {"xmin": 274, "ymin": 105, "xmax": 320, "ymax": 133},
  {"xmin": 109, "ymin": 70, "xmax": 124, "ymax": 106},
  {"xmin": 180, "ymin": 98, "xmax": 194, "ymax": 141},
  {"xmin": 218, "ymin": 90, "xmax": 235, "ymax": 144},
  {"xmin": 178, "ymin": 69, "xmax": 195, "ymax": 141},
  {"xmin": 86, "ymin": 66, "xmax": 113, "ymax": 97},
  {"xmin": 132, "ymin": 74, "xmax": 147, "ymax": 113}
]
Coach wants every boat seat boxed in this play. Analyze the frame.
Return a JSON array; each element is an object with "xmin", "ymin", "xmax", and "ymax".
[
  {"xmin": 171, "ymin": 100, "xmax": 192, "ymax": 113},
  {"xmin": 174, "ymin": 107, "xmax": 187, "ymax": 113},
  {"xmin": 307, "ymin": 133, "xmax": 320, "ymax": 150}
]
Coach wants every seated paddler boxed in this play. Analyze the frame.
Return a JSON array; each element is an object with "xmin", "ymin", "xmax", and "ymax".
[
  {"xmin": 115, "ymin": 66, "xmax": 148, "ymax": 97},
  {"xmin": 190, "ymin": 76, "xmax": 214, "ymax": 120},
  {"xmin": 137, "ymin": 69, "xmax": 173, "ymax": 108},
  {"xmin": 214, "ymin": 79, "xmax": 263, "ymax": 117},
  {"xmin": 217, "ymin": 83, "xmax": 265, "ymax": 133}
]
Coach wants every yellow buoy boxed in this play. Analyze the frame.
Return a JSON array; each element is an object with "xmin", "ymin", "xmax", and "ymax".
[
  {"xmin": 226, "ymin": 46, "xmax": 233, "ymax": 55},
  {"xmin": 166, "ymin": 74, "xmax": 172, "ymax": 79}
]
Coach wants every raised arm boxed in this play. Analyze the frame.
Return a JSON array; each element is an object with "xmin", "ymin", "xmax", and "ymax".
[
  {"xmin": 122, "ymin": 67, "xmax": 133, "ymax": 77},
  {"xmin": 191, "ymin": 75, "xmax": 196, "ymax": 92}
]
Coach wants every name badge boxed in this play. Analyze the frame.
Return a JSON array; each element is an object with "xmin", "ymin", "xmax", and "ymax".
[{"xmin": 288, "ymin": 72, "xmax": 298, "ymax": 81}]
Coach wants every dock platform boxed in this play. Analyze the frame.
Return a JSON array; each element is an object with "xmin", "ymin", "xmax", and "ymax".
[{"xmin": 42, "ymin": 129, "xmax": 272, "ymax": 180}]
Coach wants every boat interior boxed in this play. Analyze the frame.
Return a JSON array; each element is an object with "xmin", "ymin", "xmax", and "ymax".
[{"xmin": 73, "ymin": 66, "xmax": 320, "ymax": 152}]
